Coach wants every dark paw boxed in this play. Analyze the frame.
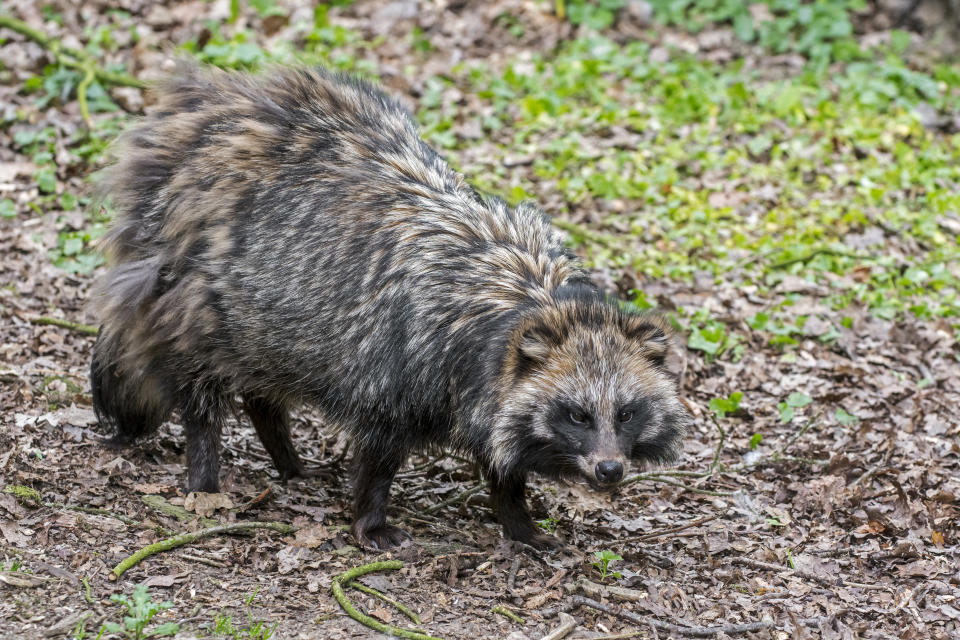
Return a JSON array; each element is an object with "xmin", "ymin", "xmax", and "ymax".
[
  {"xmin": 522, "ymin": 532, "xmax": 565, "ymax": 551},
  {"xmin": 278, "ymin": 465, "xmax": 335, "ymax": 483},
  {"xmin": 351, "ymin": 523, "xmax": 412, "ymax": 550},
  {"xmin": 187, "ymin": 475, "xmax": 220, "ymax": 494},
  {"xmin": 505, "ymin": 528, "xmax": 565, "ymax": 551}
]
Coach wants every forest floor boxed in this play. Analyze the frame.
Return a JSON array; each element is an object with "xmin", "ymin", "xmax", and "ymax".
[{"xmin": 1, "ymin": 1, "xmax": 959, "ymax": 638}]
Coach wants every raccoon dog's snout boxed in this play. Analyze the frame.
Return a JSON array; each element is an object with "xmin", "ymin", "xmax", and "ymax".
[{"xmin": 595, "ymin": 460, "xmax": 623, "ymax": 484}]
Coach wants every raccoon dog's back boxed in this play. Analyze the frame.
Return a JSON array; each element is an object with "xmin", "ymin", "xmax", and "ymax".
[{"xmin": 92, "ymin": 64, "xmax": 686, "ymax": 549}]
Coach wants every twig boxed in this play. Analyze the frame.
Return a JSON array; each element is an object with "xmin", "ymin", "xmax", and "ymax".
[
  {"xmin": 709, "ymin": 414, "xmax": 726, "ymax": 473},
  {"xmin": 44, "ymin": 501, "xmax": 175, "ymax": 537},
  {"xmin": 620, "ymin": 514, "xmax": 718, "ymax": 543},
  {"xmin": 728, "ymin": 557, "xmax": 839, "ymax": 588},
  {"xmin": 571, "ymin": 595, "xmax": 822, "ymax": 637},
  {"xmin": 77, "ymin": 63, "xmax": 96, "ymax": 128},
  {"xmin": 350, "ymin": 582, "xmax": 422, "ymax": 626},
  {"xmin": 844, "ymin": 581, "xmax": 891, "ymax": 591},
  {"xmin": 591, "ymin": 632, "xmax": 642, "ymax": 640},
  {"xmin": 109, "ymin": 521, "xmax": 293, "ymax": 580},
  {"xmin": 29, "ymin": 316, "xmax": 98, "ymax": 336},
  {"xmin": 633, "ymin": 547, "xmax": 675, "ymax": 567},
  {"xmin": 623, "ymin": 473, "xmax": 734, "ymax": 497},
  {"xmin": 506, "ymin": 555, "xmax": 522, "ymax": 593},
  {"xmin": 423, "ymin": 483, "xmax": 485, "ymax": 515},
  {"xmin": 650, "ymin": 469, "xmax": 711, "ymax": 478},
  {"xmin": 0, "ymin": 14, "xmax": 146, "ymax": 95},
  {"xmin": 774, "ymin": 413, "xmax": 821, "ymax": 460},
  {"xmin": 331, "ymin": 561, "xmax": 442, "ymax": 640},
  {"xmin": 180, "ymin": 553, "xmax": 228, "ymax": 569},
  {"xmin": 569, "ymin": 577, "xmax": 646, "ymax": 603},
  {"xmin": 237, "ymin": 487, "xmax": 271, "ymax": 513},
  {"xmin": 81, "ymin": 576, "xmax": 94, "ymax": 603},
  {"xmin": 140, "ymin": 494, "xmax": 219, "ymax": 528},
  {"xmin": 397, "ymin": 455, "xmax": 448, "ymax": 478},
  {"xmin": 540, "ymin": 611, "xmax": 576, "ymax": 640},
  {"xmin": 492, "ymin": 604, "xmax": 525, "ymax": 624}
]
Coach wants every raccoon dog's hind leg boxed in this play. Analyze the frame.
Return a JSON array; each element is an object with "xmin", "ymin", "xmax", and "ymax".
[
  {"xmin": 242, "ymin": 394, "xmax": 314, "ymax": 482},
  {"xmin": 179, "ymin": 381, "xmax": 230, "ymax": 493},
  {"xmin": 90, "ymin": 330, "xmax": 173, "ymax": 446}
]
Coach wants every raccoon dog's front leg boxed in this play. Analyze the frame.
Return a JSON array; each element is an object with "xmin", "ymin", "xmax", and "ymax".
[
  {"xmin": 490, "ymin": 472, "xmax": 560, "ymax": 550},
  {"xmin": 350, "ymin": 446, "xmax": 410, "ymax": 549}
]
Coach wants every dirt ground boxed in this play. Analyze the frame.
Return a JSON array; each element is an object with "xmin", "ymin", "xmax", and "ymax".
[{"xmin": 1, "ymin": 1, "xmax": 959, "ymax": 639}]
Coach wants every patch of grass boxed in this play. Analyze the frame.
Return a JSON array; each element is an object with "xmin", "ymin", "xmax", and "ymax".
[
  {"xmin": 102, "ymin": 584, "xmax": 179, "ymax": 640},
  {"xmin": 209, "ymin": 589, "xmax": 278, "ymax": 640},
  {"xmin": 440, "ymin": 31, "xmax": 960, "ymax": 331},
  {"xmin": 649, "ymin": 0, "xmax": 868, "ymax": 67}
]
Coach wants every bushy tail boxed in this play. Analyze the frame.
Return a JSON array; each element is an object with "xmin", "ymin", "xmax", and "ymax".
[{"xmin": 90, "ymin": 329, "xmax": 173, "ymax": 445}]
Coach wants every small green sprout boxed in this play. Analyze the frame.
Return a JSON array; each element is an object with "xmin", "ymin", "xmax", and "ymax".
[{"xmin": 591, "ymin": 550, "xmax": 623, "ymax": 582}]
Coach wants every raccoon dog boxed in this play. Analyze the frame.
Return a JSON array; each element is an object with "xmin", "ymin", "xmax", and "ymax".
[{"xmin": 90, "ymin": 63, "xmax": 689, "ymax": 549}]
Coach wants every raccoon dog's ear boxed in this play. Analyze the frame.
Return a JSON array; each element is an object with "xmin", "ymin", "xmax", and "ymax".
[
  {"xmin": 623, "ymin": 319, "xmax": 669, "ymax": 366},
  {"xmin": 518, "ymin": 326, "xmax": 555, "ymax": 365}
]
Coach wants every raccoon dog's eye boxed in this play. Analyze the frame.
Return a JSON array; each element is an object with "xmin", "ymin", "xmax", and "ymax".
[
  {"xmin": 618, "ymin": 410, "xmax": 634, "ymax": 423},
  {"xmin": 569, "ymin": 409, "xmax": 589, "ymax": 425}
]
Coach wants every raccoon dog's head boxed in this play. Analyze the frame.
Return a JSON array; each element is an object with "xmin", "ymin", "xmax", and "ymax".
[{"xmin": 491, "ymin": 292, "xmax": 689, "ymax": 489}]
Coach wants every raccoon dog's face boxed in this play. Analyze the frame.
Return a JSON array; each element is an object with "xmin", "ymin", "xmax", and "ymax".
[{"xmin": 493, "ymin": 301, "xmax": 689, "ymax": 489}]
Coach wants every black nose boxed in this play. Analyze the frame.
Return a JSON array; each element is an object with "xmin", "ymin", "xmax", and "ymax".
[{"xmin": 595, "ymin": 460, "xmax": 623, "ymax": 484}]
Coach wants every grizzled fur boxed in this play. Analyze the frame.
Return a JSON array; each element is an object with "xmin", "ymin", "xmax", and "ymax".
[{"xmin": 91, "ymin": 63, "xmax": 689, "ymax": 549}]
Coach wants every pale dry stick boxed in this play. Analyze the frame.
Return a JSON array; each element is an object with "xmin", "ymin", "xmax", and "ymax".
[
  {"xmin": 728, "ymin": 557, "xmax": 839, "ymax": 589},
  {"xmin": 590, "ymin": 631, "xmax": 643, "ymax": 640},
  {"xmin": 423, "ymin": 483, "xmax": 486, "ymax": 515},
  {"xmin": 619, "ymin": 514, "xmax": 719, "ymax": 544},
  {"xmin": 571, "ymin": 595, "xmax": 823, "ymax": 637},
  {"xmin": 392, "ymin": 508, "xmax": 480, "ymax": 544},
  {"xmin": 651, "ymin": 469, "xmax": 712, "ymax": 478},
  {"xmin": 180, "ymin": 553, "xmax": 228, "ymax": 569},
  {"xmin": 569, "ymin": 576, "xmax": 646, "ymax": 603},
  {"xmin": 540, "ymin": 612, "xmax": 577, "ymax": 640},
  {"xmin": 506, "ymin": 555, "xmax": 522, "ymax": 593},
  {"xmin": 844, "ymin": 581, "xmax": 890, "ymax": 591},
  {"xmin": 623, "ymin": 473, "xmax": 735, "ymax": 498},
  {"xmin": 397, "ymin": 455, "xmax": 449, "ymax": 478},
  {"xmin": 633, "ymin": 547, "xmax": 675, "ymax": 568}
]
